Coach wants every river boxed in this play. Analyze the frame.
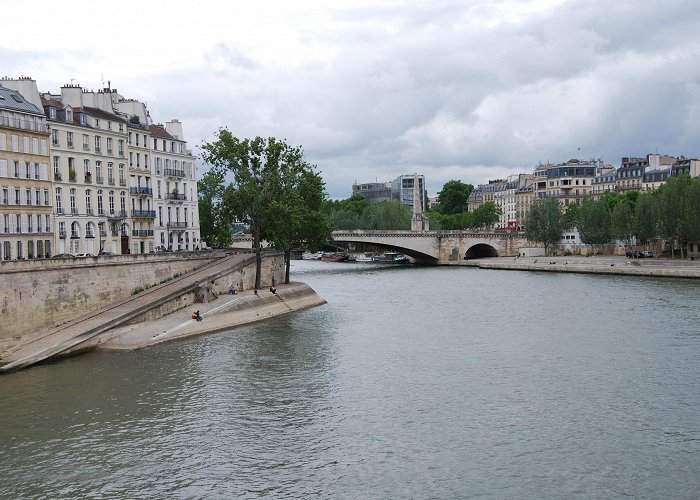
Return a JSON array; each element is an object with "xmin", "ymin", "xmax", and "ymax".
[{"xmin": 1, "ymin": 260, "xmax": 699, "ymax": 498}]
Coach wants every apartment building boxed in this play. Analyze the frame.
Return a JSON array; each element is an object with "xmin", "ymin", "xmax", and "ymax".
[
  {"xmin": 150, "ymin": 121, "xmax": 200, "ymax": 251},
  {"xmin": 545, "ymin": 159, "xmax": 602, "ymax": 206},
  {"xmin": 0, "ymin": 82, "xmax": 53, "ymax": 260}
]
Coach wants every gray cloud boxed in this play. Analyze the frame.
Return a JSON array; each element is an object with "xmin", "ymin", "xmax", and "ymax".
[{"xmin": 5, "ymin": 1, "xmax": 700, "ymax": 198}]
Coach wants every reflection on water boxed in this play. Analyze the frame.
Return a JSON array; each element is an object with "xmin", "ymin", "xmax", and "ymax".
[{"xmin": 1, "ymin": 261, "xmax": 699, "ymax": 498}]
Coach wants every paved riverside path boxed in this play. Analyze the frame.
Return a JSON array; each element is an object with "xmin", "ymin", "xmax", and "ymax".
[
  {"xmin": 463, "ymin": 255, "xmax": 700, "ymax": 278},
  {"xmin": 0, "ymin": 252, "xmax": 257, "ymax": 373}
]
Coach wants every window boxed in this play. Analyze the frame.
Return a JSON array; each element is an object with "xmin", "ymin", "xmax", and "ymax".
[
  {"xmin": 107, "ymin": 137, "xmax": 113, "ymax": 153},
  {"xmin": 118, "ymin": 140, "xmax": 124, "ymax": 156},
  {"xmin": 120, "ymin": 191, "xmax": 126, "ymax": 212},
  {"xmin": 51, "ymin": 129, "xmax": 59, "ymax": 146},
  {"xmin": 109, "ymin": 191, "xmax": 115, "ymax": 214},
  {"xmin": 95, "ymin": 118, "xmax": 100, "ymax": 128},
  {"xmin": 70, "ymin": 189, "xmax": 77, "ymax": 214},
  {"xmin": 49, "ymin": 107, "xmax": 56, "ymax": 119},
  {"xmin": 66, "ymin": 109, "xmax": 73, "ymax": 122},
  {"xmin": 85, "ymin": 190, "xmax": 92, "ymax": 215},
  {"xmin": 97, "ymin": 190, "xmax": 104, "ymax": 215},
  {"xmin": 95, "ymin": 136, "xmax": 101, "ymax": 153},
  {"xmin": 55, "ymin": 188, "xmax": 62, "ymax": 212},
  {"xmin": 83, "ymin": 134, "xmax": 89, "ymax": 150},
  {"xmin": 67, "ymin": 131, "xmax": 74, "ymax": 148}
]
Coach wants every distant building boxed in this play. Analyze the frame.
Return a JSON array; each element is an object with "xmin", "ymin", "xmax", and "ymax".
[
  {"xmin": 670, "ymin": 157, "xmax": 700, "ymax": 178},
  {"xmin": 352, "ymin": 181, "xmax": 391, "ymax": 204},
  {"xmin": 391, "ymin": 174, "xmax": 427, "ymax": 213}
]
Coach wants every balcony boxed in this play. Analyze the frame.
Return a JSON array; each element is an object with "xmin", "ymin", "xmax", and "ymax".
[
  {"xmin": 83, "ymin": 144, "xmax": 90, "ymax": 151},
  {"xmin": 95, "ymin": 146, "xmax": 101, "ymax": 154},
  {"xmin": 54, "ymin": 172, "xmax": 62, "ymax": 181},
  {"xmin": 59, "ymin": 231, "xmax": 67, "ymax": 239},
  {"xmin": 119, "ymin": 179, "xmax": 127, "ymax": 187},
  {"xmin": 69, "ymin": 173, "xmax": 77, "ymax": 183},
  {"xmin": 129, "ymin": 187, "xmax": 153, "ymax": 196},
  {"xmin": 99, "ymin": 228, "xmax": 107, "ymax": 237},
  {"xmin": 165, "ymin": 192, "xmax": 186, "ymax": 201},
  {"xmin": 131, "ymin": 229, "xmax": 154, "ymax": 237},
  {"xmin": 107, "ymin": 210, "xmax": 128, "ymax": 221},
  {"xmin": 56, "ymin": 207, "xmax": 64, "ymax": 214},
  {"xmin": 108, "ymin": 177, "xmax": 115, "ymax": 186},
  {"xmin": 95, "ymin": 176, "xmax": 104, "ymax": 184},
  {"xmin": 85, "ymin": 208, "xmax": 94, "ymax": 216},
  {"xmin": 167, "ymin": 222, "xmax": 188, "ymax": 229},
  {"xmin": 164, "ymin": 168, "xmax": 186, "ymax": 178},
  {"xmin": 0, "ymin": 116, "xmax": 50, "ymax": 133},
  {"xmin": 107, "ymin": 148, "xmax": 113, "ymax": 155},
  {"xmin": 84, "ymin": 174, "xmax": 93, "ymax": 183},
  {"xmin": 132, "ymin": 210, "xmax": 156, "ymax": 218}
]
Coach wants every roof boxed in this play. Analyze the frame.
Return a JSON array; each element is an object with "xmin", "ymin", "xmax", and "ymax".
[
  {"xmin": 83, "ymin": 106, "xmax": 127, "ymax": 122},
  {"xmin": 0, "ymin": 85, "xmax": 44, "ymax": 115},
  {"xmin": 149, "ymin": 124, "xmax": 174, "ymax": 140}
]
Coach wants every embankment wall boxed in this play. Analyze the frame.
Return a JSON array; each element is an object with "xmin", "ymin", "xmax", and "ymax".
[{"xmin": 0, "ymin": 252, "xmax": 222, "ymax": 355}]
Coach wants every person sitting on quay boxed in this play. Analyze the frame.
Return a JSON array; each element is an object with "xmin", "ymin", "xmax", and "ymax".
[
  {"xmin": 228, "ymin": 285, "xmax": 237, "ymax": 295},
  {"xmin": 192, "ymin": 310, "xmax": 203, "ymax": 322},
  {"xmin": 269, "ymin": 286, "xmax": 277, "ymax": 294}
]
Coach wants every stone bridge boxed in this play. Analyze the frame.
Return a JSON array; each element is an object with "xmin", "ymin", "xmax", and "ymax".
[{"xmin": 332, "ymin": 230, "xmax": 533, "ymax": 264}]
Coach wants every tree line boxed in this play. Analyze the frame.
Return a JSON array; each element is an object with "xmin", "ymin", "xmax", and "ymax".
[{"xmin": 525, "ymin": 175, "xmax": 700, "ymax": 257}]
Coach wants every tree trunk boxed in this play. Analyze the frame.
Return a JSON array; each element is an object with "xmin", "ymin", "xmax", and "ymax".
[
  {"xmin": 253, "ymin": 227, "xmax": 262, "ymax": 290},
  {"xmin": 284, "ymin": 249, "xmax": 291, "ymax": 284}
]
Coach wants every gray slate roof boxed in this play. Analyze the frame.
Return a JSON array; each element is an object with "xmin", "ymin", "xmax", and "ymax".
[{"xmin": 0, "ymin": 85, "xmax": 44, "ymax": 115}]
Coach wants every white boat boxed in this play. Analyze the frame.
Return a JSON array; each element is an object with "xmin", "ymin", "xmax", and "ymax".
[
  {"xmin": 355, "ymin": 252, "xmax": 375, "ymax": 262},
  {"xmin": 371, "ymin": 252, "xmax": 409, "ymax": 264},
  {"xmin": 302, "ymin": 251, "xmax": 323, "ymax": 260}
]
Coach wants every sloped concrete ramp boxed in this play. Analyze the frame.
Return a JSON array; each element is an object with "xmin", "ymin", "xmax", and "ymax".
[{"xmin": 0, "ymin": 252, "xmax": 257, "ymax": 373}]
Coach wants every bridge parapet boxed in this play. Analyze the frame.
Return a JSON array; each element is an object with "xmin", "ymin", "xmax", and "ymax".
[{"xmin": 332, "ymin": 230, "xmax": 532, "ymax": 262}]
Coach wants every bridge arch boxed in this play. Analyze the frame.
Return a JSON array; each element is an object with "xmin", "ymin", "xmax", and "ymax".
[{"xmin": 465, "ymin": 243, "xmax": 499, "ymax": 259}]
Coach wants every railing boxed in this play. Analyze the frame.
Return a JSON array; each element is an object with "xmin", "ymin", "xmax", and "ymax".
[
  {"xmin": 59, "ymin": 231, "xmax": 67, "ymax": 239},
  {"xmin": 84, "ymin": 175, "xmax": 92, "ymax": 183},
  {"xmin": 69, "ymin": 174, "xmax": 77, "ymax": 182},
  {"xmin": 119, "ymin": 179, "xmax": 127, "ymax": 186},
  {"xmin": 107, "ymin": 148, "xmax": 113, "ymax": 155},
  {"xmin": 131, "ymin": 229, "xmax": 154, "ymax": 237},
  {"xmin": 56, "ymin": 207, "xmax": 64, "ymax": 214},
  {"xmin": 165, "ymin": 193, "xmax": 186, "ymax": 201},
  {"xmin": 70, "ymin": 208, "xmax": 78, "ymax": 215},
  {"xmin": 129, "ymin": 187, "xmax": 153, "ymax": 196},
  {"xmin": 0, "ymin": 116, "xmax": 49, "ymax": 133},
  {"xmin": 85, "ymin": 208, "xmax": 94, "ymax": 216},
  {"xmin": 54, "ymin": 172, "xmax": 62, "ymax": 181},
  {"xmin": 132, "ymin": 210, "xmax": 156, "ymax": 218},
  {"xmin": 164, "ymin": 168, "xmax": 186, "ymax": 178},
  {"xmin": 107, "ymin": 211, "xmax": 127, "ymax": 220},
  {"xmin": 95, "ymin": 176, "xmax": 104, "ymax": 184},
  {"xmin": 95, "ymin": 147, "xmax": 101, "ymax": 154},
  {"xmin": 83, "ymin": 144, "xmax": 90, "ymax": 151},
  {"xmin": 108, "ymin": 177, "xmax": 115, "ymax": 185},
  {"xmin": 167, "ymin": 222, "xmax": 188, "ymax": 228}
]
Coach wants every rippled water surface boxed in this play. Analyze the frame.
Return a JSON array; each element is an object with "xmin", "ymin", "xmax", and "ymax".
[{"xmin": 1, "ymin": 261, "xmax": 699, "ymax": 498}]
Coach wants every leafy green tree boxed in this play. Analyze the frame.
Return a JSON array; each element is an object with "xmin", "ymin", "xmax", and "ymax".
[
  {"xmin": 269, "ymin": 165, "xmax": 333, "ymax": 283},
  {"xmin": 611, "ymin": 201, "xmax": 633, "ymax": 246},
  {"xmin": 563, "ymin": 203, "xmax": 580, "ymax": 230},
  {"xmin": 201, "ymin": 132, "xmax": 303, "ymax": 289},
  {"xmin": 197, "ymin": 169, "xmax": 233, "ymax": 248},
  {"xmin": 470, "ymin": 201, "xmax": 500, "ymax": 229},
  {"xmin": 435, "ymin": 180, "xmax": 474, "ymax": 214},
  {"xmin": 633, "ymin": 191, "xmax": 658, "ymax": 245},
  {"xmin": 578, "ymin": 198, "xmax": 612, "ymax": 251},
  {"xmin": 369, "ymin": 200, "xmax": 412, "ymax": 230},
  {"xmin": 656, "ymin": 175, "xmax": 688, "ymax": 258},
  {"xmin": 525, "ymin": 197, "xmax": 564, "ymax": 256}
]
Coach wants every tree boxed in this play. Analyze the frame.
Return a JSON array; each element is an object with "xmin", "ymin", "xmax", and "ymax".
[
  {"xmin": 578, "ymin": 198, "xmax": 611, "ymax": 251},
  {"xmin": 563, "ymin": 203, "xmax": 580, "ymax": 230},
  {"xmin": 656, "ymin": 175, "xmax": 688, "ymax": 258},
  {"xmin": 525, "ymin": 197, "xmax": 564, "ymax": 255},
  {"xmin": 269, "ymin": 165, "xmax": 333, "ymax": 283},
  {"xmin": 371, "ymin": 200, "xmax": 412, "ymax": 229},
  {"xmin": 435, "ymin": 180, "xmax": 474, "ymax": 214},
  {"xmin": 611, "ymin": 201, "xmax": 633, "ymax": 247},
  {"xmin": 197, "ymin": 169, "xmax": 233, "ymax": 248},
  {"xmin": 470, "ymin": 201, "xmax": 500, "ymax": 229},
  {"xmin": 201, "ymin": 132, "xmax": 303, "ymax": 289},
  {"xmin": 633, "ymin": 191, "xmax": 658, "ymax": 245}
]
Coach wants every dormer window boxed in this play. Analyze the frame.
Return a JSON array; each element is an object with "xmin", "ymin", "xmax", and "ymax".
[
  {"xmin": 49, "ymin": 107, "xmax": 56, "ymax": 119},
  {"xmin": 66, "ymin": 109, "xmax": 73, "ymax": 122},
  {"xmin": 80, "ymin": 114, "xmax": 87, "ymax": 125},
  {"xmin": 95, "ymin": 118, "xmax": 100, "ymax": 128}
]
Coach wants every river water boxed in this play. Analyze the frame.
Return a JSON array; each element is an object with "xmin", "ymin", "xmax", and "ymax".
[{"xmin": 1, "ymin": 260, "xmax": 699, "ymax": 498}]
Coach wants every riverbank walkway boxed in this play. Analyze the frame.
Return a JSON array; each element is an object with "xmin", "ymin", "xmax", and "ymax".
[
  {"xmin": 461, "ymin": 255, "xmax": 700, "ymax": 279},
  {"xmin": 0, "ymin": 252, "xmax": 258, "ymax": 373}
]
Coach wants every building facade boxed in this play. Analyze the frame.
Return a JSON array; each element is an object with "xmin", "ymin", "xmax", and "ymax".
[{"xmin": 0, "ymin": 82, "xmax": 52, "ymax": 260}]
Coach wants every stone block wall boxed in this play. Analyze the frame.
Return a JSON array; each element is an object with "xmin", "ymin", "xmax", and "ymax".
[{"xmin": 0, "ymin": 253, "xmax": 217, "ymax": 356}]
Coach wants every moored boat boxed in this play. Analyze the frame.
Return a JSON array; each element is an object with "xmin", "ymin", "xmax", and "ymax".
[
  {"xmin": 320, "ymin": 252, "xmax": 350, "ymax": 262},
  {"xmin": 355, "ymin": 252, "xmax": 375, "ymax": 262},
  {"xmin": 302, "ymin": 251, "xmax": 323, "ymax": 260},
  {"xmin": 371, "ymin": 252, "xmax": 409, "ymax": 264}
]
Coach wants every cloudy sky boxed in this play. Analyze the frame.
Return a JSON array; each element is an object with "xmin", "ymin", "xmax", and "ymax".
[{"xmin": 3, "ymin": 0, "xmax": 700, "ymax": 197}]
